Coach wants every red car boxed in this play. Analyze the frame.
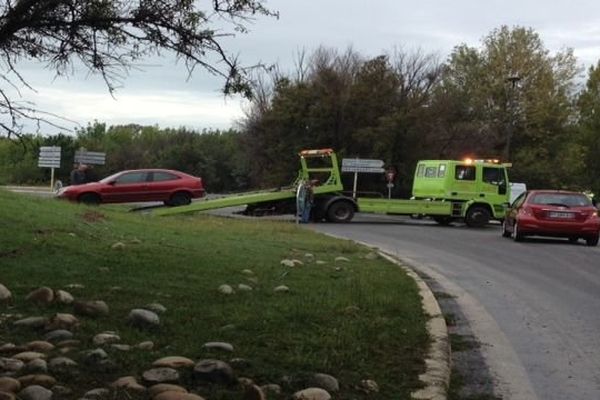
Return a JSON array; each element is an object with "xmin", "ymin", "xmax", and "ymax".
[
  {"xmin": 57, "ymin": 169, "xmax": 205, "ymax": 206},
  {"xmin": 502, "ymin": 190, "xmax": 599, "ymax": 246}
]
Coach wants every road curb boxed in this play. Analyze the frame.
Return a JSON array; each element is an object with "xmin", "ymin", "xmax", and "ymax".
[
  {"xmin": 318, "ymin": 232, "xmax": 451, "ymax": 400},
  {"xmin": 378, "ymin": 251, "xmax": 451, "ymax": 400}
]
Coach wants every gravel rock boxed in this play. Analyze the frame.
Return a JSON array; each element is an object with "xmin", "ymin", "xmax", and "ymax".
[
  {"xmin": 237, "ymin": 284, "xmax": 253, "ymax": 291},
  {"xmin": 0, "ymin": 284, "xmax": 11, "ymax": 302},
  {"xmin": 241, "ymin": 269, "xmax": 254, "ymax": 276},
  {"xmin": 25, "ymin": 288, "xmax": 54, "ymax": 305},
  {"xmin": 53, "ymin": 290, "xmax": 74, "ymax": 305},
  {"xmin": 111, "ymin": 242, "xmax": 126, "ymax": 250},
  {"xmin": 260, "ymin": 384, "xmax": 281, "ymax": 395},
  {"xmin": 110, "ymin": 376, "xmax": 145, "ymax": 392},
  {"xmin": 0, "ymin": 390, "xmax": 16, "ymax": 400},
  {"xmin": 127, "ymin": 309, "xmax": 160, "ymax": 329},
  {"xmin": 17, "ymin": 385, "xmax": 53, "ymax": 400},
  {"xmin": 280, "ymin": 259, "xmax": 295, "ymax": 267},
  {"xmin": 292, "ymin": 388, "xmax": 332, "ymax": 400},
  {"xmin": 218, "ymin": 284, "xmax": 234, "ymax": 295},
  {"xmin": 25, "ymin": 342, "xmax": 54, "ymax": 353},
  {"xmin": 17, "ymin": 374, "xmax": 56, "ymax": 388},
  {"xmin": 152, "ymin": 356, "xmax": 194, "ymax": 369},
  {"xmin": 0, "ymin": 377, "xmax": 20, "ymax": 393},
  {"xmin": 82, "ymin": 388, "xmax": 110, "ymax": 399},
  {"xmin": 273, "ymin": 285, "xmax": 290, "ymax": 293},
  {"xmin": 142, "ymin": 367, "xmax": 179, "ymax": 384},
  {"xmin": 241, "ymin": 384, "xmax": 265, "ymax": 400},
  {"xmin": 13, "ymin": 317, "xmax": 48, "ymax": 329},
  {"xmin": 193, "ymin": 359, "xmax": 236, "ymax": 385},
  {"xmin": 0, "ymin": 358, "xmax": 24, "ymax": 373},
  {"xmin": 135, "ymin": 341, "xmax": 154, "ymax": 350},
  {"xmin": 23, "ymin": 359, "xmax": 47, "ymax": 374},
  {"xmin": 202, "ymin": 342, "xmax": 234, "ymax": 352},
  {"xmin": 359, "ymin": 379, "xmax": 379, "ymax": 393},
  {"xmin": 110, "ymin": 344, "xmax": 131, "ymax": 351},
  {"xmin": 48, "ymin": 357, "xmax": 77, "ymax": 371},
  {"xmin": 45, "ymin": 313, "xmax": 79, "ymax": 330},
  {"xmin": 12, "ymin": 352, "xmax": 46, "ymax": 362},
  {"xmin": 92, "ymin": 333, "xmax": 120, "ymax": 345},
  {"xmin": 49, "ymin": 385, "xmax": 71, "ymax": 397},
  {"xmin": 365, "ymin": 252, "xmax": 378, "ymax": 260},
  {"xmin": 148, "ymin": 384, "xmax": 187, "ymax": 397},
  {"xmin": 311, "ymin": 373, "xmax": 339, "ymax": 392},
  {"xmin": 154, "ymin": 392, "xmax": 206, "ymax": 400},
  {"xmin": 43, "ymin": 330, "xmax": 73, "ymax": 343},
  {"xmin": 64, "ymin": 284, "xmax": 84, "ymax": 290},
  {"xmin": 143, "ymin": 303, "xmax": 167, "ymax": 313},
  {"xmin": 81, "ymin": 349, "xmax": 108, "ymax": 365},
  {"xmin": 73, "ymin": 301, "xmax": 109, "ymax": 317}
]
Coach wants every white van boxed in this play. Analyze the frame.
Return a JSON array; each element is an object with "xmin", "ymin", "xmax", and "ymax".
[{"xmin": 509, "ymin": 182, "xmax": 527, "ymax": 204}]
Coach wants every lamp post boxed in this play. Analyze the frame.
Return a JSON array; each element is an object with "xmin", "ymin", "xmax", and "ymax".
[{"xmin": 504, "ymin": 75, "xmax": 521, "ymax": 161}]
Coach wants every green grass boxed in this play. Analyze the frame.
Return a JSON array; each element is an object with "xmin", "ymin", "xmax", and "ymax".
[{"xmin": 0, "ymin": 189, "xmax": 428, "ymax": 399}]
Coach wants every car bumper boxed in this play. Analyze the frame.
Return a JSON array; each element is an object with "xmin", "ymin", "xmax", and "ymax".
[{"xmin": 519, "ymin": 218, "xmax": 600, "ymax": 236}]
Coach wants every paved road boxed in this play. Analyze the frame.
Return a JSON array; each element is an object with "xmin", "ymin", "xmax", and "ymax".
[{"xmin": 313, "ymin": 214, "xmax": 600, "ymax": 400}]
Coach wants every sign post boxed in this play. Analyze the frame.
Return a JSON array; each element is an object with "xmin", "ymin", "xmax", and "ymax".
[
  {"xmin": 385, "ymin": 167, "xmax": 397, "ymax": 199},
  {"xmin": 341, "ymin": 158, "xmax": 385, "ymax": 199},
  {"xmin": 38, "ymin": 146, "xmax": 62, "ymax": 190}
]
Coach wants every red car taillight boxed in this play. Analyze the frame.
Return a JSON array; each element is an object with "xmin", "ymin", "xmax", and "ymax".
[{"xmin": 520, "ymin": 206, "xmax": 534, "ymax": 217}]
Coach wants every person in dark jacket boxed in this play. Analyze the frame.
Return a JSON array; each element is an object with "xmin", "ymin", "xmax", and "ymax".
[
  {"xmin": 70, "ymin": 163, "xmax": 86, "ymax": 185},
  {"xmin": 84, "ymin": 165, "xmax": 98, "ymax": 183}
]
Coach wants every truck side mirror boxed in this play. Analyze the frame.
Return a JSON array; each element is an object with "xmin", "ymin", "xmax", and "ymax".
[{"xmin": 498, "ymin": 182, "xmax": 507, "ymax": 195}]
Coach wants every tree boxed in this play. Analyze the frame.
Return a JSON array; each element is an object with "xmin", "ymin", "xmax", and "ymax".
[
  {"xmin": 576, "ymin": 61, "xmax": 600, "ymax": 194},
  {"xmin": 0, "ymin": 0, "xmax": 276, "ymax": 137},
  {"xmin": 441, "ymin": 26, "xmax": 579, "ymax": 187}
]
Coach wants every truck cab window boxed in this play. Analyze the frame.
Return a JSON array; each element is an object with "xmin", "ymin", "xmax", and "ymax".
[
  {"xmin": 482, "ymin": 167, "xmax": 504, "ymax": 185},
  {"xmin": 455, "ymin": 166, "xmax": 475, "ymax": 181}
]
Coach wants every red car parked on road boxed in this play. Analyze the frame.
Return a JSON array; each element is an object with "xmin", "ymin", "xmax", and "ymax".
[
  {"xmin": 57, "ymin": 169, "xmax": 205, "ymax": 206},
  {"xmin": 502, "ymin": 190, "xmax": 599, "ymax": 246}
]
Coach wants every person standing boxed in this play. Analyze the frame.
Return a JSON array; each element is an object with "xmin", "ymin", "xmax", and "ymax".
[{"xmin": 69, "ymin": 163, "xmax": 86, "ymax": 185}]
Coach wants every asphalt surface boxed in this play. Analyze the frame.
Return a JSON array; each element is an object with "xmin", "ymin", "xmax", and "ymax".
[{"xmin": 312, "ymin": 214, "xmax": 600, "ymax": 400}]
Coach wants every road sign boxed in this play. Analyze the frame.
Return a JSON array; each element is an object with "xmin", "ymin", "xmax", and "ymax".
[
  {"xmin": 341, "ymin": 158, "xmax": 385, "ymax": 173},
  {"xmin": 38, "ymin": 146, "xmax": 61, "ymax": 168},
  {"xmin": 342, "ymin": 158, "xmax": 384, "ymax": 168},
  {"xmin": 75, "ymin": 150, "xmax": 106, "ymax": 165}
]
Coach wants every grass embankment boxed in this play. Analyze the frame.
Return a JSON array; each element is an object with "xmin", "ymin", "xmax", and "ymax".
[{"xmin": 0, "ymin": 189, "xmax": 428, "ymax": 399}]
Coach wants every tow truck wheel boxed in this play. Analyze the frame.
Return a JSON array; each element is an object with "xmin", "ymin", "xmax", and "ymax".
[
  {"xmin": 326, "ymin": 201, "xmax": 354, "ymax": 223},
  {"xmin": 433, "ymin": 216, "xmax": 453, "ymax": 226},
  {"xmin": 465, "ymin": 206, "xmax": 490, "ymax": 228}
]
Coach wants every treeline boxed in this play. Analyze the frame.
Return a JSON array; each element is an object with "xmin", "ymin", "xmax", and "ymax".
[{"xmin": 1, "ymin": 26, "xmax": 600, "ymax": 196}]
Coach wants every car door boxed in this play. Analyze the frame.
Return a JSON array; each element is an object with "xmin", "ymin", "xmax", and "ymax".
[
  {"xmin": 147, "ymin": 171, "xmax": 182, "ymax": 201},
  {"xmin": 506, "ymin": 191, "xmax": 528, "ymax": 231},
  {"xmin": 102, "ymin": 171, "xmax": 149, "ymax": 203}
]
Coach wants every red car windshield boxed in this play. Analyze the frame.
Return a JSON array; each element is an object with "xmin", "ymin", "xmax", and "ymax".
[{"xmin": 530, "ymin": 193, "xmax": 592, "ymax": 207}]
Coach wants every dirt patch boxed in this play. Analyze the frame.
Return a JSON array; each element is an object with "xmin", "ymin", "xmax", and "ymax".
[{"xmin": 80, "ymin": 210, "xmax": 107, "ymax": 223}]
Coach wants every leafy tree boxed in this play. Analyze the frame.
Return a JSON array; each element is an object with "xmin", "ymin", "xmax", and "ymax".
[
  {"xmin": 576, "ymin": 61, "xmax": 600, "ymax": 195},
  {"xmin": 441, "ymin": 26, "xmax": 579, "ymax": 187},
  {"xmin": 0, "ymin": 0, "xmax": 276, "ymax": 137}
]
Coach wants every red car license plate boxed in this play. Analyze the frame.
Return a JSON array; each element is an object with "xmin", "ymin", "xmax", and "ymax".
[{"xmin": 548, "ymin": 211, "xmax": 574, "ymax": 219}]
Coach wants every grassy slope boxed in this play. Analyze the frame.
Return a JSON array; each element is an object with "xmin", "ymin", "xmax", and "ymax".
[{"xmin": 0, "ymin": 189, "xmax": 428, "ymax": 399}]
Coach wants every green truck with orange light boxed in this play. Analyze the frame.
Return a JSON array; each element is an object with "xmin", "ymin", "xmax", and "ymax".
[{"xmin": 155, "ymin": 149, "xmax": 512, "ymax": 227}]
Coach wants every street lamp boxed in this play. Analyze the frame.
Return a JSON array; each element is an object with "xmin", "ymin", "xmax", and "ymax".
[{"xmin": 504, "ymin": 75, "xmax": 521, "ymax": 161}]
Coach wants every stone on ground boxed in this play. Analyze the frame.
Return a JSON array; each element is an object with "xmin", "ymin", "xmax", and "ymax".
[
  {"xmin": 152, "ymin": 356, "xmax": 194, "ymax": 369},
  {"xmin": 25, "ymin": 288, "xmax": 54, "ymax": 305},
  {"xmin": 0, "ymin": 284, "xmax": 11, "ymax": 302},
  {"xmin": 193, "ymin": 359, "xmax": 236, "ymax": 384},
  {"xmin": 142, "ymin": 367, "xmax": 180, "ymax": 384},
  {"xmin": 311, "ymin": 373, "xmax": 339, "ymax": 392},
  {"xmin": 292, "ymin": 388, "xmax": 332, "ymax": 400},
  {"xmin": 73, "ymin": 300, "xmax": 109, "ymax": 317},
  {"xmin": 127, "ymin": 309, "xmax": 160, "ymax": 329},
  {"xmin": 17, "ymin": 385, "xmax": 53, "ymax": 400},
  {"xmin": 0, "ymin": 377, "xmax": 20, "ymax": 393},
  {"xmin": 202, "ymin": 342, "xmax": 234, "ymax": 352}
]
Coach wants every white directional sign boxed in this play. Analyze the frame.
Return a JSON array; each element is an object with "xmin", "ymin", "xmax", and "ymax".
[
  {"xmin": 75, "ymin": 150, "xmax": 106, "ymax": 165},
  {"xmin": 38, "ymin": 146, "xmax": 61, "ymax": 168},
  {"xmin": 341, "ymin": 158, "xmax": 385, "ymax": 173}
]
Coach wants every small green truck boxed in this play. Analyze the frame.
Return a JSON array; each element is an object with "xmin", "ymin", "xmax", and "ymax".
[{"xmin": 156, "ymin": 149, "xmax": 511, "ymax": 227}]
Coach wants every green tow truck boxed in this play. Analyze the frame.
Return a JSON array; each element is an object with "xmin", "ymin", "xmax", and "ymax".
[{"xmin": 155, "ymin": 148, "xmax": 512, "ymax": 227}]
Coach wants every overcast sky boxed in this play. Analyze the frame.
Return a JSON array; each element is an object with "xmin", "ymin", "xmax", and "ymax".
[{"xmin": 10, "ymin": 0, "xmax": 600, "ymax": 134}]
